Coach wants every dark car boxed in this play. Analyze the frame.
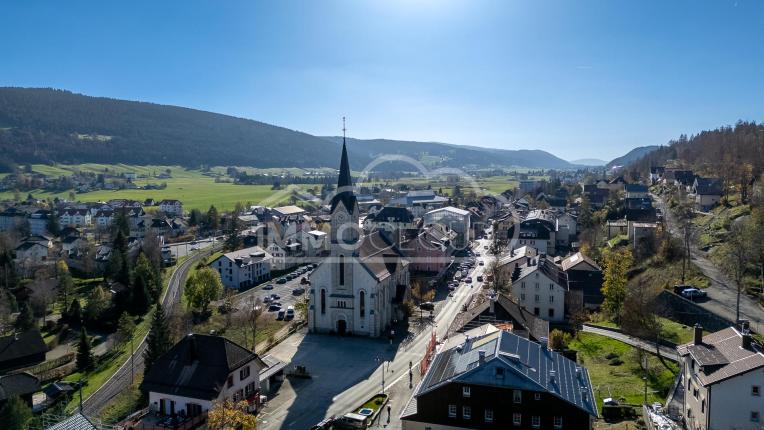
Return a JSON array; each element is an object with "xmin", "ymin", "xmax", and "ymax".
[
  {"xmin": 268, "ymin": 304, "xmax": 282, "ymax": 312},
  {"xmin": 292, "ymin": 287, "xmax": 305, "ymax": 295},
  {"xmin": 277, "ymin": 310, "xmax": 286, "ymax": 320},
  {"xmin": 476, "ymin": 275, "xmax": 483, "ymax": 282},
  {"xmin": 271, "ymin": 294, "xmax": 281, "ymax": 300},
  {"xmin": 419, "ymin": 302, "xmax": 435, "ymax": 311},
  {"xmin": 263, "ymin": 284, "xmax": 274, "ymax": 290},
  {"xmin": 682, "ymin": 288, "xmax": 707, "ymax": 300},
  {"xmin": 276, "ymin": 278, "xmax": 287, "ymax": 284}
]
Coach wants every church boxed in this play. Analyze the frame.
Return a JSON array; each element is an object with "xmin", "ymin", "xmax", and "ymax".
[{"xmin": 308, "ymin": 132, "xmax": 410, "ymax": 337}]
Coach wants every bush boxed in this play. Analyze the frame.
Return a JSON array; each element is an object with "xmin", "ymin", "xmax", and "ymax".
[{"xmin": 609, "ymin": 357, "xmax": 624, "ymax": 366}]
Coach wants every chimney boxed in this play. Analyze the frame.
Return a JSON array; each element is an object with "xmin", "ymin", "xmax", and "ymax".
[
  {"xmin": 740, "ymin": 321, "xmax": 753, "ymax": 349},
  {"xmin": 489, "ymin": 296, "xmax": 496, "ymax": 314},
  {"xmin": 693, "ymin": 324, "xmax": 703, "ymax": 345},
  {"xmin": 478, "ymin": 350, "xmax": 486, "ymax": 365},
  {"xmin": 540, "ymin": 336, "xmax": 548, "ymax": 351}
]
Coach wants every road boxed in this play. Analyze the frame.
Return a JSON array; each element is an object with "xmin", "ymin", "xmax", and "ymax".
[
  {"xmin": 82, "ymin": 246, "xmax": 219, "ymax": 415},
  {"xmin": 257, "ymin": 237, "xmax": 494, "ymax": 430},
  {"xmin": 166, "ymin": 237, "xmax": 217, "ymax": 258},
  {"xmin": 582, "ymin": 324, "xmax": 679, "ymax": 362},
  {"xmin": 653, "ymin": 193, "xmax": 764, "ymax": 330}
]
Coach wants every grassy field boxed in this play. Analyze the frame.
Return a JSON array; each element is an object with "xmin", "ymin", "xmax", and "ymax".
[
  {"xmin": 571, "ymin": 332, "xmax": 678, "ymax": 407},
  {"xmin": 1, "ymin": 164, "xmax": 316, "ymax": 211}
]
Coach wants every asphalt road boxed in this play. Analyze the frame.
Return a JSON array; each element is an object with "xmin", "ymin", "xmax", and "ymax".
[
  {"xmin": 166, "ymin": 237, "xmax": 217, "ymax": 258},
  {"xmin": 257, "ymin": 238, "xmax": 494, "ymax": 430},
  {"xmin": 653, "ymin": 193, "xmax": 764, "ymax": 330},
  {"xmin": 582, "ymin": 324, "xmax": 680, "ymax": 362},
  {"xmin": 82, "ymin": 246, "xmax": 219, "ymax": 416}
]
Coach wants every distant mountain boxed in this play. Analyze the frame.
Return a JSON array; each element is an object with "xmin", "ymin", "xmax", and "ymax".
[
  {"xmin": 606, "ymin": 145, "xmax": 660, "ymax": 168},
  {"xmin": 321, "ymin": 137, "xmax": 575, "ymax": 170},
  {"xmin": 570, "ymin": 158, "xmax": 607, "ymax": 166},
  {"xmin": 0, "ymin": 87, "xmax": 575, "ymax": 170}
]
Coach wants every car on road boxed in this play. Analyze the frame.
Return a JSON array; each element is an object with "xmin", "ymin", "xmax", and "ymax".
[
  {"xmin": 479, "ymin": 261, "xmax": 484, "ymax": 266},
  {"xmin": 292, "ymin": 287, "xmax": 305, "ymax": 295},
  {"xmin": 483, "ymin": 245, "xmax": 488, "ymax": 250},
  {"xmin": 268, "ymin": 304, "xmax": 282, "ymax": 312},
  {"xmin": 277, "ymin": 310, "xmax": 286, "ymax": 320},
  {"xmin": 300, "ymin": 277, "xmax": 309, "ymax": 285},
  {"xmin": 286, "ymin": 306, "xmax": 295, "ymax": 320},
  {"xmin": 682, "ymin": 288, "xmax": 707, "ymax": 300},
  {"xmin": 475, "ymin": 252, "xmax": 481, "ymax": 257},
  {"xmin": 476, "ymin": 275, "xmax": 483, "ymax": 282},
  {"xmin": 673, "ymin": 284, "xmax": 693, "ymax": 295},
  {"xmin": 464, "ymin": 277, "xmax": 472, "ymax": 283},
  {"xmin": 419, "ymin": 302, "xmax": 435, "ymax": 311},
  {"xmin": 263, "ymin": 296, "xmax": 272, "ymax": 303},
  {"xmin": 263, "ymin": 284, "xmax": 274, "ymax": 290},
  {"xmin": 448, "ymin": 291, "xmax": 454, "ymax": 297},
  {"xmin": 276, "ymin": 278, "xmax": 287, "ymax": 284},
  {"xmin": 271, "ymin": 294, "xmax": 281, "ymax": 300}
]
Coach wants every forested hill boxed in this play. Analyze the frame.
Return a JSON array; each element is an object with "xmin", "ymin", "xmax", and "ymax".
[
  {"xmin": 0, "ymin": 88, "xmax": 575, "ymax": 170},
  {"xmin": 628, "ymin": 121, "xmax": 764, "ymax": 181},
  {"xmin": 606, "ymin": 145, "xmax": 660, "ymax": 168},
  {"xmin": 322, "ymin": 137, "xmax": 575, "ymax": 170}
]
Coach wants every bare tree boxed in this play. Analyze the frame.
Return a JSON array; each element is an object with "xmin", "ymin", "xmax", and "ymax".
[
  {"xmin": 725, "ymin": 222, "xmax": 750, "ymax": 323},
  {"xmin": 243, "ymin": 296, "xmax": 263, "ymax": 351}
]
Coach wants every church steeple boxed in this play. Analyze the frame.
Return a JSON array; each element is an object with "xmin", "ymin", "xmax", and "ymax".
[{"xmin": 338, "ymin": 116, "xmax": 352, "ymax": 189}]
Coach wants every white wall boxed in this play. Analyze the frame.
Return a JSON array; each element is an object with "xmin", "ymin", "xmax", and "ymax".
[
  {"xmin": 709, "ymin": 369, "xmax": 764, "ymax": 430},
  {"xmin": 510, "ymin": 271, "xmax": 565, "ymax": 322}
]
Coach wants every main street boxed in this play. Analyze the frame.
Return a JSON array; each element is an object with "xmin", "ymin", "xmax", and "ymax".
[
  {"xmin": 653, "ymin": 193, "xmax": 764, "ymax": 330},
  {"xmin": 82, "ymin": 246, "xmax": 219, "ymax": 415},
  {"xmin": 257, "ymin": 237, "xmax": 494, "ymax": 430}
]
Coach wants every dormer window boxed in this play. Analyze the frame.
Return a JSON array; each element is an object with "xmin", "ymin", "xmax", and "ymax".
[{"xmin": 462, "ymin": 386, "xmax": 471, "ymax": 397}]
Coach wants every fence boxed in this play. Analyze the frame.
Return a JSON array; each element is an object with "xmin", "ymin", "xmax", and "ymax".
[{"xmin": 11, "ymin": 352, "xmax": 75, "ymax": 383}]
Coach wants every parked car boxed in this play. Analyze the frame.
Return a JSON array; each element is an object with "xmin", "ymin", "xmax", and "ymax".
[
  {"xmin": 286, "ymin": 306, "xmax": 295, "ymax": 320},
  {"xmin": 476, "ymin": 275, "xmax": 483, "ymax": 282},
  {"xmin": 673, "ymin": 284, "xmax": 693, "ymax": 295},
  {"xmin": 263, "ymin": 296, "xmax": 272, "ymax": 303},
  {"xmin": 464, "ymin": 277, "xmax": 472, "ymax": 283},
  {"xmin": 276, "ymin": 278, "xmax": 287, "ymax": 284},
  {"xmin": 263, "ymin": 284, "xmax": 274, "ymax": 290},
  {"xmin": 682, "ymin": 288, "xmax": 707, "ymax": 300},
  {"xmin": 419, "ymin": 302, "xmax": 435, "ymax": 311},
  {"xmin": 268, "ymin": 304, "xmax": 282, "ymax": 312},
  {"xmin": 277, "ymin": 310, "xmax": 286, "ymax": 320},
  {"xmin": 292, "ymin": 287, "xmax": 305, "ymax": 295},
  {"xmin": 479, "ymin": 261, "xmax": 484, "ymax": 266},
  {"xmin": 271, "ymin": 294, "xmax": 281, "ymax": 300}
]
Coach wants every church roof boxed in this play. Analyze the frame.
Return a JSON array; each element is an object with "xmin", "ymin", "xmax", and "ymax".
[
  {"xmin": 330, "ymin": 138, "xmax": 358, "ymax": 213},
  {"xmin": 357, "ymin": 230, "xmax": 408, "ymax": 282}
]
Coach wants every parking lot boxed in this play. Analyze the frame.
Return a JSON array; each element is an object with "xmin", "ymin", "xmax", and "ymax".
[{"xmin": 230, "ymin": 264, "xmax": 316, "ymax": 320}]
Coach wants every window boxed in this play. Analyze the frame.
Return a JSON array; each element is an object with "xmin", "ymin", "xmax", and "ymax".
[
  {"xmin": 535, "ymin": 282, "xmax": 539, "ymax": 290},
  {"xmin": 448, "ymin": 404, "xmax": 456, "ymax": 418},
  {"xmin": 701, "ymin": 399, "xmax": 705, "ymax": 413},
  {"xmin": 549, "ymin": 295, "xmax": 554, "ymax": 303},
  {"xmin": 752, "ymin": 411, "xmax": 760, "ymax": 422},
  {"xmin": 462, "ymin": 386, "xmax": 471, "ymax": 397},
  {"xmin": 693, "ymin": 388, "xmax": 699, "ymax": 399},
  {"xmin": 520, "ymin": 293, "xmax": 526, "ymax": 301},
  {"xmin": 513, "ymin": 390, "xmax": 522, "ymax": 403},
  {"xmin": 513, "ymin": 413, "xmax": 522, "ymax": 426},
  {"xmin": 245, "ymin": 382, "xmax": 256, "ymax": 396},
  {"xmin": 549, "ymin": 283, "xmax": 554, "ymax": 290},
  {"xmin": 360, "ymin": 291, "xmax": 365, "ymax": 318},
  {"xmin": 534, "ymin": 294, "xmax": 540, "ymax": 303},
  {"xmin": 484, "ymin": 409, "xmax": 493, "ymax": 423},
  {"xmin": 321, "ymin": 289, "xmax": 326, "ymax": 314},
  {"xmin": 239, "ymin": 366, "xmax": 250, "ymax": 380},
  {"xmin": 753, "ymin": 385, "xmax": 761, "ymax": 396},
  {"xmin": 534, "ymin": 392, "xmax": 541, "ymax": 400},
  {"xmin": 462, "ymin": 406, "xmax": 471, "ymax": 419},
  {"xmin": 495, "ymin": 367, "xmax": 505, "ymax": 378},
  {"xmin": 227, "ymin": 375, "xmax": 233, "ymax": 388},
  {"xmin": 554, "ymin": 416, "xmax": 563, "ymax": 429},
  {"xmin": 339, "ymin": 255, "xmax": 345, "ymax": 285},
  {"xmin": 521, "ymin": 281, "xmax": 525, "ymax": 288},
  {"xmin": 534, "ymin": 307, "xmax": 540, "ymax": 316},
  {"xmin": 548, "ymin": 308, "xmax": 555, "ymax": 318},
  {"xmin": 532, "ymin": 416, "xmax": 541, "ymax": 428}
]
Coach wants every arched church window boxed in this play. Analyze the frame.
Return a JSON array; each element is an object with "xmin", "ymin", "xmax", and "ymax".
[
  {"xmin": 320, "ymin": 289, "xmax": 326, "ymax": 314},
  {"xmin": 360, "ymin": 291, "xmax": 365, "ymax": 318},
  {"xmin": 339, "ymin": 255, "xmax": 345, "ymax": 285}
]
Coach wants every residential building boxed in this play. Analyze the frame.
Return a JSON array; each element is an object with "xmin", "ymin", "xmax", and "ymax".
[
  {"xmin": 400, "ymin": 223, "xmax": 456, "ymax": 274},
  {"xmin": 272, "ymin": 205, "xmax": 306, "ymax": 218},
  {"xmin": 0, "ymin": 207, "xmax": 27, "ymax": 232},
  {"xmin": 496, "ymin": 245, "xmax": 538, "ymax": 277},
  {"xmin": 423, "ymin": 206, "xmax": 472, "ymax": 249},
  {"xmin": 692, "ymin": 177, "xmax": 723, "ymax": 211},
  {"xmin": 211, "ymin": 246, "xmax": 272, "ymax": 290},
  {"xmin": 650, "ymin": 166, "xmax": 665, "ymax": 184},
  {"xmin": 158, "ymin": 199, "xmax": 183, "ymax": 216},
  {"xmin": 0, "ymin": 329, "xmax": 47, "ymax": 372},
  {"xmin": 0, "ymin": 372, "xmax": 41, "ymax": 408},
  {"xmin": 94, "ymin": 209, "xmax": 114, "ymax": 229},
  {"xmin": 59, "ymin": 208, "xmax": 92, "ymax": 227},
  {"xmin": 677, "ymin": 323, "xmax": 764, "ymax": 430},
  {"xmin": 624, "ymin": 184, "xmax": 649, "ymax": 199},
  {"xmin": 363, "ymin": 206, "xmax": 416, "ymax": 244},
  {"xmin": 14, "ymin": 241, "xmax": 50, "ymax": 263},
  {"xmin": 29, "ymin": 209, "xmax": 52, "ymax": 235},
  {"xmin": 308, "ymin": 139, "xmax": 410, "ymax": 337},
  {"xmin": 141, "ymin": 333, "xmax": 267, "ymax": 417},
  {"xmin": 508, "ymin": 255, "xmax": 567, "ymax": 322},
  {"xmin": 449, "ymin": 293, "xmax": 549, "ymax": 342},
  {"xmin": 559, "ymin": 252, "xmax": 603, "ymax": 310},
  {"xmin": 401, "ymin": 325, "xmax": 598, "ymax": 429},
  {"xmin": 389, "ymin": 189, "xmax": 449, "ymax": 218}
]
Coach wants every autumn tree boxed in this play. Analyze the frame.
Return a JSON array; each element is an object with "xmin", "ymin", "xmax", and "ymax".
[
  {"xmin": 723, "ymin": 222, "xmax": 750, "ymax": 322},
  {"xmin": 84, "ymin": 286, "xmax": 109, "ymax": 323},
  {"xmin": 549, "ymin": 329, "xmax": 572, "ymax": 351},
  {"xmin": 185, "ymin": 267, "xmax": 223, "ymax": 315},
  {"xmin": 601, "ymin": 248, "xmax": 633, "ymax": 324},
  {"xmin": 208, "ymin": 399, "xmax": 257, "ymax": 430}
]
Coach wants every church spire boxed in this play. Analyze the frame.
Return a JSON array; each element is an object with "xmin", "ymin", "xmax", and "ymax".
[{"xmin": 338, "ymin": 116, "xmax": 352, "ymax": 189}]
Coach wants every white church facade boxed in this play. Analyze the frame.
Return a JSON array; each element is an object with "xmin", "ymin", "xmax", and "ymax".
[{"xmin": 308, "ymin": 134, "xmax": 410, "ymax": 337}]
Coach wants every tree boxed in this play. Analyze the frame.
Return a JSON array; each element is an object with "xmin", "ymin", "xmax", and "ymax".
[
  {"xmin": 724, "ymin": 222, "xmax": 750, "ymax": 322},
  {"xmin": 15, "ymin": 304, "xmax": 35, "ymax": 331},
  {"xmin": 113, "ymin": 208, "xmax": 130, "ymax": 237},
  {"xmin": 0, "ymin": 395, "xmax": 33, "ymax": 430},
  {"xmin": 0, "ymin": 288, "xmax": 15, "ymax": 334},
  {"xmin": 84, "ymin": 286, "xmax": 109, "ymax": 322},
  {"xmin": 116, "ymin": 312, "xmax": 136, "ymax": 348},
  {"xmin": 76, "ymin": 327, "xmax": 93, "ymax": 371},
  {"xmin": 133, "ymin": 253, "xmax": 160, "ymax": 307},
  {"xmin": 206, "ymin": 205, "xmax": 220, "ymax": 231},
  {"xmin": 47, "ymin": 213, "xmax": 60, "ymax": 237},
  {"xmin": 188, "ymin": 208, "xmax": 202, "ymax": 227},
  {"xmin": 549, "ymin": 329, "xmax": 572, "ymax": 351},
  {"xmin": 208, "ymin": 399, "xmax": 257, "ymax": 430},
  {"xmin": 184, "ymin": 267, "xmax": 223, "ymax": 315},
  {"xmin": 601, "ymin": 248, "xmax": 633, "ymax": 324},
  {"xmin": 225, "ymin": 214, "xmax": 241, "ymax": 251},
  {"xmin": 66, "ymin": 298, "xmax": 82, "ymax": 324},
  {"xmin": 144, "ymin": 302, "xmax": 171, "ymax": 375}
]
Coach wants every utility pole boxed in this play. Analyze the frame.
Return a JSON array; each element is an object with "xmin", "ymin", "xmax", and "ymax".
[{"xmin": 130, "ymin": 336, "xmax": 135, "ymax": 384}]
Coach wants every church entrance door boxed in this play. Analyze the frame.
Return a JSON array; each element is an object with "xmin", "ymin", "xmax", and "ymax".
[{"xmin": 337, "ymin": 319, "xmax": 347, "ymax": 335}]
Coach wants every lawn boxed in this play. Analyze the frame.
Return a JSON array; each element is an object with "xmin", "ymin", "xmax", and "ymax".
[
  {"xmin": 0, "ymin": 164, "xmax": 317, "ymax": 211},
  {"xmin": 193, "ymin": 311, "xmax": 288, "ymax": 352},
  {"xmin": 571, "ymin": 332, "xmax": 678, "ymax": 407}
]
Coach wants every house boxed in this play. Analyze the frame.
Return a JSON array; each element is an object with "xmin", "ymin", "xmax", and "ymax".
[
  {"xmin": 400, "ymin": 223, "xmax": 456, "ymax": 274},
  {"xmin": 389, "ymin": 189, "xmax": 449, "ymax": 218},
  {"xmin": 141, "ymin": 333, "xmax": 267, "ymax": 417},
  {"xmin": 158, "ymin": 199, "xmax": 183, "ymax": 216},
  {"xmin": 555, "ymin": 211, "xmax": 577, "ymax": 249},
  {"xmin": 677, "ymin": 323, "xmax": 764, "ymax": 430},
  {"xmin": 0, "ymin": 207, "xmax": 28, "ymax": 232},
  {"xmin": 59, "ymin": 208, "xmax": 92, "ymax": 227},
  {"xmin": 496, "ymin": 246, "xmax": 538, "ymax": 277},
  {"xmin": 0, "ymin": 372, "xmax": 41, "ymax": 408},
  {"xmin": 517, "ymin": 179, "xmax": 540, "ymax": 194},
  {"xmin": 62, "ymin": 236, "xmax": 88, "ymax": 253},
  {"xmin": 308, "ymin": 139, "xmax": 411, "ymax": 337},
  {"xmin": 560, "ymin": 252, "xmax": 603, "ymax": 310},
  {"xmin": 271, "ymin": 205, "xmax": 306, "ymax": 218},
  {"xmin": 423, "ymin": 206, "xmax": 472, "ymax": 249},
  {"xmin": 650, "ymin": 166, "xmax": 665, "ymax": 184},
  {"xmin": 624, "ymin": 183, "xmax": 649, "ymax": 199},
  {"xmin": 265, "ymin": 241, "xmax": 302, "ymax": 271},
  {"xmin": 508, "ymin": 254, "xmax": 568, "ymax": 322},
  {"xmin": 692, "ymin": 177, "xmax": 723, "ymax": 211},
  {"xmin": 400, "ymin": 325, "xmax": 598, "ymax": 430},
  {"xmin": 0, "ymin": 329, "xmax": 48, "ymax": 372},
  {"xmin": 14, "ymin": 241, "xmax": 50, "ymax": 263},
  {"xmin": 512, "ymin": 210, "xmax": 558, "ymax": 255},
  {"xmin": 449, "ymin": 293, "xmax": 549, "ymax": 342},
  {"xmin": 29, "ymin": 209, "xmax": 52, "ymax": 235},
  {"xmin": 211, "ymin": 246, "xmax": 272, "ymax": 290},
  {"xmin": 94, "ymin": 209, "xmax": 114, "ymax": 229},
  {"xmin": 363, "ymin": 206, "xmax": 416, "ymax": 244},
  {"xmin": 45, "ymin": 413, "xmax": 99, "ymax": 430}
]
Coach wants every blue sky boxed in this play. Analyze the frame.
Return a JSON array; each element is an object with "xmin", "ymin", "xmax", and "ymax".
[{"xmin": 1, "ymin": 1, "xmax": 763, "ymax": 161}]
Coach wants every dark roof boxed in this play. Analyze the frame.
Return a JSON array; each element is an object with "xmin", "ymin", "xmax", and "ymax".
[
  {"xmin": 370, "ymin": 206, "xmax": 414, "ymax": 224},
  {"xmin": 0, "ymin": 330, "xmax": 48, "ymax": 366},
  {"xmin": 515, "ymin": 255, "xmax": 568, "ymax": 289},
  {"xmin": 694, "ymin": 177, "xmax": 723, "ymax": 195},
  {"xmin": 677, "ymin": 327, "xmax": 764, "ymax": 386},
  {"xmin": 624, "ymin": 184, "xmax": 648, "ymax": 193},
  {"xmin": 674, "ymin": 170, "xmax": 695, "ymax": 185},
  {"xmin": 330, "ymin": 139, "xmax": 357, "ymax": 213},
  {"xmin": 0, "ymin": 372, "xmax": 41, "ymax": 401},
  {"xmin": 414, "ymin": 327, "xmax": 597, "ymax": 417},
  {"xmin": 451, "ymin": 293, "xmax": 549, "ymax": 342},
  {"xmin": 357, "ymin": 230, "xmax": 408, "ymax": 282},
  {"xmin": 140, "ymin": 333, "xmax": 265, "ymax": 400}
]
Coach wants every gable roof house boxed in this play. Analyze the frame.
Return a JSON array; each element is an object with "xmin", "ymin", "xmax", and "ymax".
[
  {"xmin": 401, "ymin": 325, "xmax": 598, "ymax": 430},
  {"xmin": 211, "ymin": 246, "xmax": 272, "ymax": 290},
  {"xmin": 509, "ymin": 255, "xmax": 568, "ymax": 322},
  {"xmin": 363, "ymin": 206, "xmax": 417, "ymax": 245},
  {"xmin": 0, "ymin": 372, "xmax": 41, "ymax": 408},
  {"xmin": 692, "ymin": 177, "xmax": 723, "ymax": 211},
  {"xmin": 141, "ymin": 333, "xmax": 267, "ymax": 418},
  {"xmin": 449, "ymin": 293, "xmax": 549, "ymax": 342},
  {"xmin": 560, "ymin": 252, "xmax": 603, "ymax": 310},
  {"xmin": 624, "ymin": 183, "xmax": 649, "ymax": 199},
  {"xmin": 0, "ymin": 329, "xmax": 48, "ymax": 372},
  {"xmin": 677, "ymin": 323, "xmax": 764, "ymax": 430}
]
